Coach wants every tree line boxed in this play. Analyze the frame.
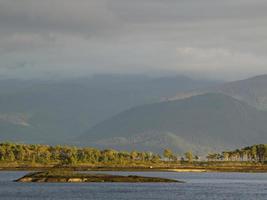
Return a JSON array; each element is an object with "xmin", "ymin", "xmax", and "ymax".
[
  {"xmin": 3, "ymin": 142, "xmax": 265, "ymax": 166},
  {"xmin": 206, "ymin": 144, "xmax": 267, "ymax": 163},
  {"xmin": 0, "ymin": 143, "xmax": 198, "ymax": 166},
  {"xmin": 0, "ymin": 142, "xmax": 164, "ymax": 165}
]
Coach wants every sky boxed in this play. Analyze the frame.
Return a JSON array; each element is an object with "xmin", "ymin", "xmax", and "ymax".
[{"xmin": 1, "ymin": 0, "xmax": 267, "ymax": 80}]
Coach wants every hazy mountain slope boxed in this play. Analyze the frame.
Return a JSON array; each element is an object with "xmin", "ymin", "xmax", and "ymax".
[
  {"xmin": 78, "ymin": 93, "xmax": 267, "ymax": 154},
  {"xmin": 171, "ymin": 74, "xmax": 267, "ymax": 110},
  {"xmin": 0, "ymin": 75, "xmax": 215, "ymax": 143}
]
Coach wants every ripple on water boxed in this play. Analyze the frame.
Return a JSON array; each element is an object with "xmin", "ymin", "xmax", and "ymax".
[{"xmin": 0, "ymin": 171, "xmax": 267, "ymax": 200}]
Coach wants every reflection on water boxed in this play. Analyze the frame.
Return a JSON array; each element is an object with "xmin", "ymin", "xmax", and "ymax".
[{"xmin": 1, "ymin": 171, "xmax": 267, "ymax": 200}]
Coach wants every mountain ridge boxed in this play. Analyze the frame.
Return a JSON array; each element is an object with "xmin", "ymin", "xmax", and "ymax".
[
  {"xmin": 171, "ymin": 74, "xmax": 267, "ymax": 110},
  {"xmin": 0, "ymin": 75, "xmax": 215, "ymax": 143},
  {"xmin": 78, "ymin": 93, "xmax": 267, "ymax": 154}
]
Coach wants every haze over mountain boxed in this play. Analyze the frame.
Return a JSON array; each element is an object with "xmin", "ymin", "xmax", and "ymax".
[
  {"xmin": 171, "ymin": 74, "xmax": 267, "ymax": 110},
  {"xmin": 1, "ymin": 0, "xmax": 267, "ymax": 160},
  {"xmin": 78, "ymin": 93, "xmax": 267, "ymax": 154},
  {"xmin": 0, "ymin": 74, "xmax": 215, "ymax": 143}
]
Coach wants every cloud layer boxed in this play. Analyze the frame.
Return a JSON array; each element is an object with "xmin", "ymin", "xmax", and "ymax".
[{"xmin": 1, "ymin": 0, "xmax": 267, "ymax": 80}]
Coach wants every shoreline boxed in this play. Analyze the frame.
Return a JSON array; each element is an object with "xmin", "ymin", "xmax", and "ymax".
[{"xmin": 1, "ymin": 166, "xmax": 267, "ymax": 173}]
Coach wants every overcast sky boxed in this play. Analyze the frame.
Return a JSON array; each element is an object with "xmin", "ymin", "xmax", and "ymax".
[{"xmin": 1, "ymin": 0, "xmax": 267, "ymax": 80}]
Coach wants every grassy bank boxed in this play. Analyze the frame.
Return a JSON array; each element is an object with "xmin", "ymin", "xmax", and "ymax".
[{"xmin": 1, "ymin": 161, "xmax": 267, "ymax": 173}]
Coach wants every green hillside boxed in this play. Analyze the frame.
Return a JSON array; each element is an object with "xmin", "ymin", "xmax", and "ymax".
[{"xmin": 79, "ymin": 93, "xmax": 267, "ymax": 154}]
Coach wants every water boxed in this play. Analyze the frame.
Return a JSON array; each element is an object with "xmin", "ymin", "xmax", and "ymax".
[{"xmin": 1, "ymin": 171, "xmax": 267, "ymax": 200}]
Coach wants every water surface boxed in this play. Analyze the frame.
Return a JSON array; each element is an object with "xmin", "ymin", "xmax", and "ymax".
[{"xmin": 1, "ymin": 171, "xmax": 267, "ymax": 200}]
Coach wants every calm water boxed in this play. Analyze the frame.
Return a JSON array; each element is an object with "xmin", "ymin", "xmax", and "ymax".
[{"xmin": 1, "ymin": 171, "xmax": 267, "ymax": 200}]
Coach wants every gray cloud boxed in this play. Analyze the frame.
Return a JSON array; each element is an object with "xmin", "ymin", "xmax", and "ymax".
[{"xmin": 0, "ymin": 0, "xmax": 267, "ymax": 80}]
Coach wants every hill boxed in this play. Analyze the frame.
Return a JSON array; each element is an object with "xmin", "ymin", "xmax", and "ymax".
[
  {"xmin": 78, "ymin": 93, "xmax": 267, "ymax": 154},
  {"xmin": 0, "ymin": 75, "xmax": 214, "ymax": 143},
  {"xmin": 171, "ymin": 74, "xmax": 267, "ymax": 110}
]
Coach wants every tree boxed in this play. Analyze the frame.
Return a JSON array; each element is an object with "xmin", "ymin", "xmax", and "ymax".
[
  {"xmin": 264, "ymin": 145, "xmax": 267, "ymax": 162},
  {"xmin": 6, "ymin": 151, "xmax": 15, "ymax": 162},
  {"xmin": 257, "ymin": 144, "xmax": 266, "ymax": 163},
  {"xmin": 0, "ymin": 146, "xmax": 6, "ymax": 161},
  {"xmin": 206, "ymin": 153, "xmax": 219, "ymax": 161},
  {"xmin": 130, "ymin": 151, "xmax": 138, "ymax": 160},
  {"xmin": 163, "ymin": 149, "xmax": 173, "ymax": 161},
  {"xmin": 222, "ymin": 152, "xmax": 229, "ymax": 161},
  {"xmin": 15, "ymin": 145, "xmax": 25, "ymax": 161},
  {"xmin": 251, "ymin": 145, "xmax": 257, "ymax": 161},
  {"xmin": 101, "ymin": 149, "xmax": 117, "ymax": 162},
  {"xmin": 151, "ymin": 154, "xmax": 161, "ymax": 163},
  {"xmin": 184, "ymin": 151, "xmax": 193, "ymax": 162}
]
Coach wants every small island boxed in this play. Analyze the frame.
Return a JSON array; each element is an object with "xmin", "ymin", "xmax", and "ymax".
[{"xmin": 15, "ymin": 170, "xmax": 181, "ymax": 183}]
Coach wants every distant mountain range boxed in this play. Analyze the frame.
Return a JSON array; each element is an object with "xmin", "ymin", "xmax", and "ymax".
[
  {"xmin": 0, "ymin": 74, "xmax": 214, "ymax": 143},
  {"xmin": 78, "ymin": 93, "xmax": 267, "ymax": 154},
  {"xmin": 2, "ymin": 73, "xmax": 267, "ymax": 155}
]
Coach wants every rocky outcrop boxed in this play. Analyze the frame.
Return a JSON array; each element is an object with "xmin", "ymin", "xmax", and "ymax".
[{"xmin": 15, "ymin": 171, "xmax": 181, "ymax": 183}]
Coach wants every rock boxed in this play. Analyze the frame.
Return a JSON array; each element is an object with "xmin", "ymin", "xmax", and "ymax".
[{"xmin": 15, "ymin": 170, "xmax": 182, "ymax": 183}]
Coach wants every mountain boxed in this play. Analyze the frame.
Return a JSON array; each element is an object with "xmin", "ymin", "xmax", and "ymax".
[
  {"xmin": 171, "ymin": 74, "xmax": 267, "ymax": 110},
  {"xmin": 78, "ymin": 93, "xmax": 267, "ymax": 154},
  {"xmin": 0, "ymin": 75, "xmax": 215, "ymax": 144}
]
